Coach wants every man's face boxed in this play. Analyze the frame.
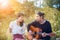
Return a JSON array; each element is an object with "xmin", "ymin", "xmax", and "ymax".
[
  {"xmin": 35, "ymin": 14, "xmax": 42, "ymax": 22},
  {"xmin": 17, "ymin": 16, "xmax": 24, "ymax": 22}
]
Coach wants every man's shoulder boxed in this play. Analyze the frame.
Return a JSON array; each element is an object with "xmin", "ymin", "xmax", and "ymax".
[
  {"xmin": 27, "ymin": 20, "xmax": 38, "ymax": 26},
  {"xmin": 45, "ymin": 20, "xmax": 50, "ymax": 24},
  {"xmin": 29, "ymin": 20, "xmax": 37, "ymax": 24}
]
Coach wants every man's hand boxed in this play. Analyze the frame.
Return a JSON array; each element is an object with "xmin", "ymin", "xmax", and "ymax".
[
  {"xmin": 42, "ymin": 32, "xmax": 56, "ymax": 37},
  {"xmin": 49, "ymin": 33, "xmax": 56, "ymax": 37},
  {"xmin": 29, "ymin": 30, "xmax": 34, "ymax": 35},
  {"xmin": 42, "ymin": 32, "xmax": 47, "ymax": 37}
]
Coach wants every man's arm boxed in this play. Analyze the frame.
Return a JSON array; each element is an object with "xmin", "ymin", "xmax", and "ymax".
[
  {"xmin": 42, "ymin": 21, "xmax": 52, "ymax": 37},
  {"xmin": 47, "ymin": 22, "xmax": 52, "ymax": 33}
]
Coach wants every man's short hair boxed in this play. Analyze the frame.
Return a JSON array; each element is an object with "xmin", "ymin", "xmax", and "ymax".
[{"xmin": 37, "ymin": 12, "xmax": 45, "ymax": 17}]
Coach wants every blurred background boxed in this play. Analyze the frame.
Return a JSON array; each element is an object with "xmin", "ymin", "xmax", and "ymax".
[{"xmin": 0, "ymin": 0, "xmax": 60, "ymax": 40}]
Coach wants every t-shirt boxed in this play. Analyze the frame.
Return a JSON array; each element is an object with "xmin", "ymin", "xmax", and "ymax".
[
  {"xmin": 9, "ymin": 20, "xmax": 26, "ymax": 35},
  {"xmin": 27, "ymin": 20, "xmax": 52, "ymax": 40}
]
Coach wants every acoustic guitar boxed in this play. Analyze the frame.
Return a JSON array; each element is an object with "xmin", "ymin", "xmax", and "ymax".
[{"xmin": 27, "ymin": 25, "xmax": 55, "ymax": 40}]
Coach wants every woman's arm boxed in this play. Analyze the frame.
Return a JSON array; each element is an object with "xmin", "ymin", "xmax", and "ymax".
[
  {"xmin": 9, "ymin": 22, "xmax": 13, "ymax": 33},
  {"xmin": 9, "ymin": 28, "xmax": 12, "ymax": 33}
]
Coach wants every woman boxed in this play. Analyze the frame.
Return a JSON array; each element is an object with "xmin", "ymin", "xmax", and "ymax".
[{"xmin": 9, "ymin": 13, "xmax": 26, "ymax": 40}]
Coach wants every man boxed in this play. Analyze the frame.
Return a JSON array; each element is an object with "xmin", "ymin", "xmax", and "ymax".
[{"xmin": 27, "ymin": 12, "xmax": 52, "ymax": 40}]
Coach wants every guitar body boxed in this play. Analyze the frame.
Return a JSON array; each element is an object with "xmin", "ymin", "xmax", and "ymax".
[{"xmin": 27, "ymin": 25, "xmax": 42, "ymax": 40}]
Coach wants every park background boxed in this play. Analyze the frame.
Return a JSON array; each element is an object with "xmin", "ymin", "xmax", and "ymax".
[{"xmin": 0, "ymin": 0, "xmax": 60, "ymax": 40}]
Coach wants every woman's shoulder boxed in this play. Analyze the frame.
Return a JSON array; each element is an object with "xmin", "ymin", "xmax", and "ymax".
[
  {"xmin": 10, "ymin": 20, "xmax": 17, "ymax": 23},
  {"xmin": 9, "ymin": 20, "xmax": 17, "ymax": 26}
]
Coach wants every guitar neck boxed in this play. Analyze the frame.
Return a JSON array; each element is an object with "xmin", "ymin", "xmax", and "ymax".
[
  {"xmin": 37, "ymin": 32, "xmax": 52, "ymax": 36},
  {"xmin": 38, "ymin": 32, "xmax": 55, "ymax": 36}
]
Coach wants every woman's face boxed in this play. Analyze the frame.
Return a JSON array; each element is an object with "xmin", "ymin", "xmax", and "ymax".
[{"xmin": 17, "ymin": 16, "xmax": 24, "ymax": 22}]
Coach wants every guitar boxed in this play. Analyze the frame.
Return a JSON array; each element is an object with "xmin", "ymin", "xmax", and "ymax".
[{"xmin": 27, "ymin": 25, "xmax": 55, "ymax": 40}]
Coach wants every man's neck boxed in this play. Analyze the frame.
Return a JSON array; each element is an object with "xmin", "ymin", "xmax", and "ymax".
[{"xmin": 39, "ymin": 19, "xmax": 46, "ymax": 24}]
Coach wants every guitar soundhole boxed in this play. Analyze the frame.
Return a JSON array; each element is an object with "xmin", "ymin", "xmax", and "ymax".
[{"xmin": 32, "ymin": 32, "xmax": 37, "ymax": 38}]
